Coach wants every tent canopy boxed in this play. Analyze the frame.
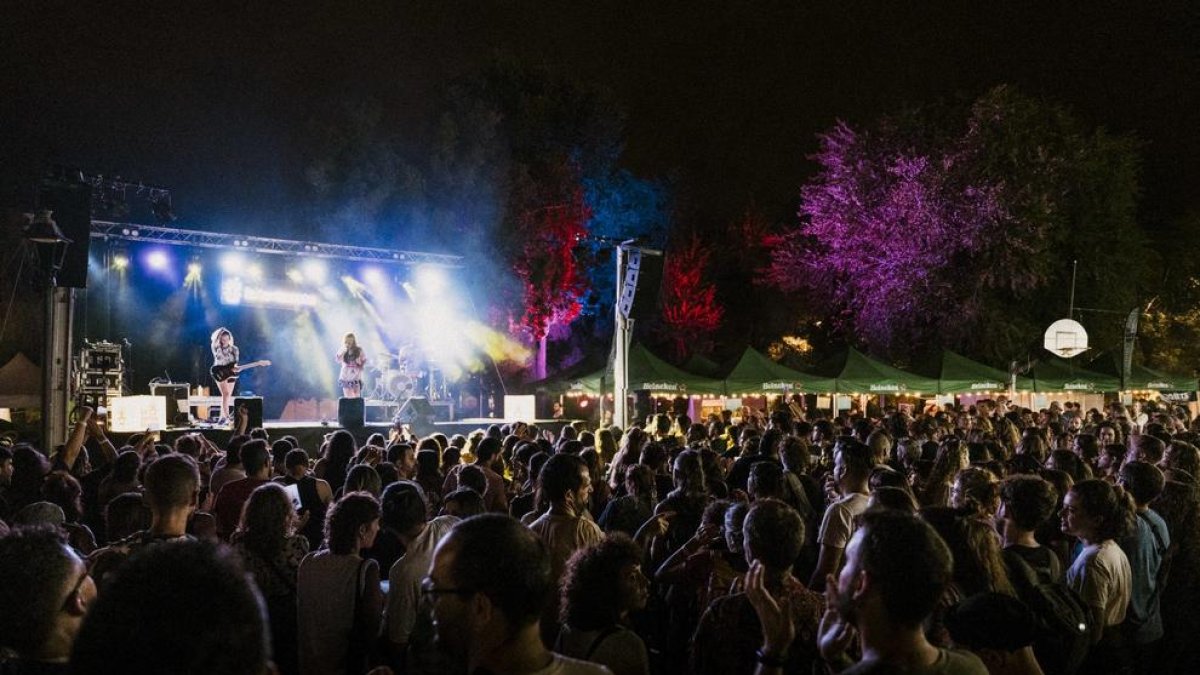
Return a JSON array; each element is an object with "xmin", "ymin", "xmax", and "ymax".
[
  {"xmin": 683, "ymin": 354, "xmax": 724, "ymax": 379},
  {"xmin": 625, "ymin": 344, "xmax": 725, "ymax": 395},
  {"xmin": 1086, "ymin": 352, "xmax": 1198, "ymax": 392},
  {"xmin": 1030, "ymin": 354, "xmax": 1122, "ymax": 393},
  {"xmin": 815, "ymin": 348, "xmax": 940, "ymax": 395},
  {"xmin": 724, "ymin": 347, "xmax": 836, "ymax": 394},
  {"xmin": 920, "ymin": 349, "xmax": 1031, "ymax": 394},
  {"xmin": 531, "ymin": 344, "xmax": 725, "ymax": 396},
  {"xmin": 0, "ymin": 353, "xmax": 41, "ymax": 408}
]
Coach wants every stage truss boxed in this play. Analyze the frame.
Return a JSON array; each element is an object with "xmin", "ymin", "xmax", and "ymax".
[{"xmin": 90, "ymin": 220, "xmax": 463, "ymax": 267}]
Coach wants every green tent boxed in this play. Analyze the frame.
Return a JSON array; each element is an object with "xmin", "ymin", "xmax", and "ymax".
[
  {"xmin": 530, "ymin": 344, "xmax": 725, "ymax": 396},
  {"xmin": 724, "ymin": 347, "xmax": 837, "ymax": 394},
  {"xmin": 527, "ymin": 365, "xmax": 608, "ymax": 395},
  {"xmin": 1030, "ymin": 355, "xmax": 1121, "ymax": 393},
  {"xmin": 625, "ymin": 344, "xmax": 725, "ymax": 395},
  {"xmin": 925, "ymin": 350, "xmax": 1031, "ymax": 394},
  {"xmin": 1086, "ymin": 352, "xmax": 1198, "ymax": 392},
  {"xmin": 816, "ymin": 348, "xmax": 940, "ymax": 395},
  {"xmin": 683, "ymin": 354, "xmax": 724, "ymax": 379}
]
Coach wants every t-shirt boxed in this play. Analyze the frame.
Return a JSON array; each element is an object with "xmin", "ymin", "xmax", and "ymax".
[
  {"xmin": 1066, "ymin": 539, "xmax": 1132, "ymax": 627},
  {"xmin": 529, "ymin": 654, "xmax": 612, "ymax": 675},
  {"xmin": 556, "ymin": 626, "xmax": 648, "ymax": 675},
  {"xmin": 213, "ymin": 477, "xmax": 270, "ymax": 539},
  {"xmin": 818, "ymin": 492, "xmax": 870, "ymax": 549},
  {"xmin": 442, "ymin": 463, "xmax": 509, "ymax": 512},
  {"xmin": 1003, "ymin": 543, "xmax": 1063, "ymax": 584},
  {"xmin": 528, "ymin": 512, "xmax": 605, "ymax": 581},
  {"xmin": 841, "ymin": 648, "xmax": 988, "ymax": 674},
  {"xmin": 1122, "ymin": 509, "xmax": 1170, "ymax": 643},
  {"xmin": 209, "ymin": 465, "xmax": 246, "ymax": 501},
  {"xmin": 385, "ymin": 515, "xmax": 460, "ymax": 645},
  {"xmin": 691, "ymin": 578, "xmax": 824, "ymax": 675}
]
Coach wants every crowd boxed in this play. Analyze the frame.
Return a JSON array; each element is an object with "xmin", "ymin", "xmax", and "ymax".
[{"xmin": 0, "ymin": 395, "xmax": 1197, "ymax": 675}]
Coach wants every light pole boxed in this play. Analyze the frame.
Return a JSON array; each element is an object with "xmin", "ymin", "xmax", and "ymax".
[
  {"xmin": 24, "ymin": 210, "xmax": 73, "ymax": 450},
  {"xmin": 612, "ymin": 239, "xmax": 662, "ymax": 429}
]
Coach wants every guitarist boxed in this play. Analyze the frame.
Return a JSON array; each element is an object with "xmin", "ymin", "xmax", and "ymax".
[{"xmin": 209, "ymin": 327, "xmax": 243, "ymax": 424}]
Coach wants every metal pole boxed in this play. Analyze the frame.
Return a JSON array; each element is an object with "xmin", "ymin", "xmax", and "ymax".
[
  {"xmin": 1068, "ymin": 259, "xmax": 1078, "ymax": 317},
  {"xmin": 42, "ymin": 286, "xmax": 73, "ymax": 451},
  {"xmin": 613, "ymin": 245, "xmax": 629, "ymax": 428}
]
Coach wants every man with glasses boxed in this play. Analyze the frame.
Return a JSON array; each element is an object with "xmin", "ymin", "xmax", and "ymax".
[
  {"xmin": 0, "ymin": 526, "xmax": 95, "ymax": 673},
  {"xmin": 425, "ymin": 514, "xmax": 610, "ymax": 675}
]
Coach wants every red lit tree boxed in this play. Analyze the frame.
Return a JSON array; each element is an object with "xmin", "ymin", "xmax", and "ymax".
[
  {"xmin": 512, "ymin": 186, "xmax": 592, "ymax": 378},
  {"xmin": 657, "ymin": 234, "xmax": 724, "ymax": 360}
]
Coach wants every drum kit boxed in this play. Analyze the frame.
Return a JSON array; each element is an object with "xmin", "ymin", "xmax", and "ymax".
[{"xmin": 366, "ymin": 350, "xmax": 422, "ymax": 401}]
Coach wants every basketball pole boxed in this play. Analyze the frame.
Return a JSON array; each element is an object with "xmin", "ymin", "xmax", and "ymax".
[{"xmin": 1068, "ymin": 259, "xmax": 1077, "ymax": 318}]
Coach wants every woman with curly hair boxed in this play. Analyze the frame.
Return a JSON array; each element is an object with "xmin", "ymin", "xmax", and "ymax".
[
  {"xmin": 1061, "ymin": 478, "xmax": 1135, "ymax": 672},
  {"xmin": 556, "ymin": 535, "xmax": 650, "ymax": 675},
  {"xmin": 232, "ymin": 483, "xmax": 310, "ymax": 675}
]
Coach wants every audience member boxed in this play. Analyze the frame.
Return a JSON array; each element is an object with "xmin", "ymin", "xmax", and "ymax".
[
  {"xmin": 0, "ymin": 526, "xmax": 95, "ymax": 672},
  {"xmin": 426, "ymin": 513, "xmax": 609, "ymax": 675}
]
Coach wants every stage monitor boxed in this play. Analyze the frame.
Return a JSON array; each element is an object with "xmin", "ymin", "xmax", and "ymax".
[{"xmin": 110, "ymin": 396, "xmax": 167, "ymax": 432}]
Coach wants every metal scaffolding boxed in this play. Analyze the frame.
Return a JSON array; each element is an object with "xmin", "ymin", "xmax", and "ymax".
[{"xmin": 89, "ymin": 220, "xmax": 463, "ymax": 267}]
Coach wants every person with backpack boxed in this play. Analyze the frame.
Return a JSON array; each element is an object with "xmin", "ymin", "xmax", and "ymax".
[{"xmin": 999, "ymin": 475, "xmax": 1091, "ymax": 675}]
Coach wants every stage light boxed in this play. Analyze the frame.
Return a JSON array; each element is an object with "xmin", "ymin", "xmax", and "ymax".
[
  {"xmin": 220, "ymin": 253, "xmax": 245, "ymax": 272},
  {"xmin": 112, "ymin": 253, "xmax": 129, "ymax": 271},
  {"xmin": 247, "ymin": 263, "xmax": 264, "ymax": 281},
  {"xmin": 146, "ymin": 250, "xmax": 170, "ymax": 271},
  {"xmin": 185, "ymin": 260, "xmax": 202, "ymax": 285},
  {"xmin": 287, "ymin": 268, "xmax": 304, "ymax": 283},
  {"xmin": 302, "ymin": 259, "xmax": 327, "ymax": 283},
  {"xmin": 401, "ymin": 281, "xmax": 417, "ymax": 300},
  {"xmin": 362, "ymin": 267, "xmax": 385, "ymax": 287},
  {"xmin": 342, "ymin": 275, "xmax": 367, "ymax": 297},
  {"xmin": 415, "ymin": 265, "xmax": 447, "ymax": 295},
  {"xmin": 220, "ymin": 277, "xmax": 244, "ymax": 305}
]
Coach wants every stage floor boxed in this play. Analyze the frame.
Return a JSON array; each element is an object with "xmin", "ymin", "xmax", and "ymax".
[{"xmin": 147, "ymin": 418, "xmax": 575, "ymax": 451}]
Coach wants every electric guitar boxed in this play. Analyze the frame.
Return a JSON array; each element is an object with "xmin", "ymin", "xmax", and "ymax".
[{"xmin": 210, "ymin": 360, "xmax": 272, "ymax": 383}]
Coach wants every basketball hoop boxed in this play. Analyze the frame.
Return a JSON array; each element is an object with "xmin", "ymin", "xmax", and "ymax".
[{"xmin": 1044, "ymin": 318, "xmax": 1089, "ymax": 359}]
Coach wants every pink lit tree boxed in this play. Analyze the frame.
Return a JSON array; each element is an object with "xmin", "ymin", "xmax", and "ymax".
[{"xmin": 765, "ymin": 86, "xmax": 1145, "ymax": 362}]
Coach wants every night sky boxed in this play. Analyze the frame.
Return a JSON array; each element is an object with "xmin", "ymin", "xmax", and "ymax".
[{"xmin": 4, "ymin": 1, "xmax": 1199, "ymax": 236}]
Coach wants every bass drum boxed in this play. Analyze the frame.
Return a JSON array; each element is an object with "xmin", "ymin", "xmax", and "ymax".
[{"xmin": 383, "ymin": 371, "xmax": 416, "ymax": 399}]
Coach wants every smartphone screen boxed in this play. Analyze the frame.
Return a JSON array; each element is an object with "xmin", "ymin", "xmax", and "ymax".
[{"xmin": 282, "ymin": 483, "xmax": 303, "ymax": 511}]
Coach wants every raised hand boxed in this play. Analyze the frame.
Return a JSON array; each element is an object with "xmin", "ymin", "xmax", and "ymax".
[
  {"xmin": 746, "ymin": 560, "xmax": 794, "ymax": 656},
  {"xmin": 817, "ymin": 574, "xmax": 856, "ymax": 663}
]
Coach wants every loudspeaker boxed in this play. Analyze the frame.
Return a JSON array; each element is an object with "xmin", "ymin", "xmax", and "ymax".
[
  {"xmin": 633, "ymin": 390, "xmax": 653, "ymax": 426},
  {"xmin": 338, "ymin": 397, "xmax": 365, "ymax": 429},
  {"xmin": 234, "ymin": 396, "xmax": 263, "ymax": 429},
  {"xmin": 150, "ymin": 383, "xmax": 191, "ymax": 426},
  {"xmin": 38, "ymin": 177, "xmax": 92, "ymax": 289},
  {"xmin": 618, "ymin": 249, "xmax": 665, "ymax": 320},
  {"xmin": 393, "ymin": 396, "xmax": 434, "ymax": 424}
]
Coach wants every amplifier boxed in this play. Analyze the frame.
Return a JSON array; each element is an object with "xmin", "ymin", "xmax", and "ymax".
[{"xmin": 150, "ymin": 383, "xmax": 191, "ymax": 424}]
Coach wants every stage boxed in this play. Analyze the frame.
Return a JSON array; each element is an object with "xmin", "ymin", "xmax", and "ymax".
[{"xmin": 143, "ymin": 418, "xmax": 576, "ymax": 453}]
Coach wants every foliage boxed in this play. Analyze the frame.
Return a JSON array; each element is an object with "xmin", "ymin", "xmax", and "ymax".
[
  {"xmin": 765, "ymin": 85, "xmax": 1148, "ymax": 364},
  {"xmin": 656, "ymin": 234, "xmax": 724, "ymax": 360},
  {"xmin": 512, "ymin": 184, "xmax": 591, "ymax": 340}
]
